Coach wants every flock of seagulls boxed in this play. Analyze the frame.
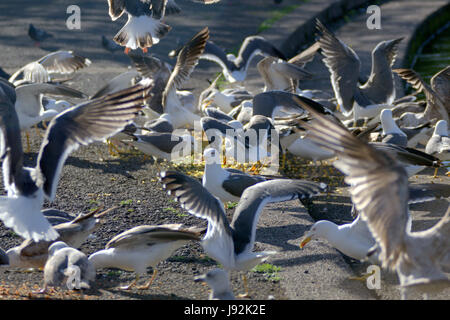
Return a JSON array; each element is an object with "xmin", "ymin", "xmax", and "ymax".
[{"xmin": 0, "ymin": 0, "xmax": 448, "ymax": 300}]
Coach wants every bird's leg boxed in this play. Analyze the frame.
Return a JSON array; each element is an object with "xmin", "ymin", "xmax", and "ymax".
[
  {"xmin": 124, "ymin": 47, "xmax": 131, "ymax": 55},
  {"xmin": 348, "ymin": 269, "xmax": 376, "ymax": 282},
  {"xmin": 136, "ymin": 269, "xmax": 158, "ymax": 290},
  {"xmin": 237, "ymin": 274, "xmax": 251, "ymax": 298},
  {"xmin": 107, "ymin": 139, "xmax": 121, "ymax": 157},
  {"xmin": 33, "ymin": 284, "xmax": 50, "ymax": 294},
  {"xmin": 281, "ymin": 152, "xmax": 287, "ymax": 170},
  {"xmin": 142, "ymin": 47, "xmax": 148, "ymax": 54},
  {"xmin": 433, "ymin": 167, "xmax": 439, "ymax": 178},
  {"xmin": 120, "ymin": 274, "xmax": 139, "ymax": 290}
]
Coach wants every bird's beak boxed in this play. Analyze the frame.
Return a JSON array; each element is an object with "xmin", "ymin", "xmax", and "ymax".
[
  {"xmin": 95, "ymin": 206, "xmax": 119, "ymax": 219},
  {"xmin": 202, "ymin": 99, "xmax": 213, "ymax": 110},
  {"xmin": 299, "ymin": 236, "xmax": 311, "ymax": 249}
]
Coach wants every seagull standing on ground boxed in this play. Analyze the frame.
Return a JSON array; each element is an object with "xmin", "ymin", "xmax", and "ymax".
[
  {"xmin": 0, "ymin": 79, "xmax": 151, "ymax": 242},
  {"xmin": 39, "ymin": 241, "xmax": 96, "ymax": 293},
  {"xmin": 380, "ymin": 108, "xmax": 408, "ymax": 147},
  {"xmin": 88, "ymin": 224, "xmax": 203, "ymax": 290},
  {"xmin": 202, "ymin": 148, "xmax": 267, "ymax": 203}
]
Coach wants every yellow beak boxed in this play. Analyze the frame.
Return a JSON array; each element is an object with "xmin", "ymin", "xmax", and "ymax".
[{"xmin": 299, "ymin": 236, "xmax": 311, "ymax": 249}]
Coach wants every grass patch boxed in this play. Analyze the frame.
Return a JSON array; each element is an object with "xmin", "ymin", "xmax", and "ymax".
[
  {"xmin": 252, "ymin": 263, "xmax": 281, "ymax": 283},
  {"xmin": 163, "ymin": 206, "xmax": 179, "ymax": 214},
  {"xmin": 119, "ymin": 199, "xmax": 133, "ymax": 206},
  {"xmin": 225, "ymin": 201, "xmax": 239, "ymax": 209},
  {"xmin": 257, "ymin": 3, "xmax": 303, "ymax": 34}
]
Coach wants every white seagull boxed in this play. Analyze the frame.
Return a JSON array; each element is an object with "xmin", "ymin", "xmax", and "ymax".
[
  {"xmin": 88, "ymin": 224, "xmax": 203, "ymax": 290},
  {"xmin": 0, "ymin": 79, "xmax": 151, "ymax": 242},
  {"xmin": 160, "ymin": 170, "xmax": 327, "ymax": 296},
  {"xmin": 296, "ymin": 96, "xmax": 450, "ymax": 299}
]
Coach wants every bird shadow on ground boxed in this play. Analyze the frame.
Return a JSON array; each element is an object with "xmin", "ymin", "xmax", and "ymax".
[
  {"xmin": 271, "ymin": 252, "xmax": 344, "ymax": 268},
  {"xmin": 62, "ymin": 154, "xmax": 153, "ymax": 179},
  {"xmin": 86, "ymin": 275, "xmax": 191, "ymax": 300},
  {"xmin": 255, "ymin": 223, "xmax": 309, "ymax": 252}
]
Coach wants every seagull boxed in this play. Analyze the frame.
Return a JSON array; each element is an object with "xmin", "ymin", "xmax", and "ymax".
[
  {"xmin": 200, "ymin": 35, "xmax": 286, "ymax": 83},
  {"xmin": 394, "ymin": 66, "xmax": 450, "ymax": 128},
  {"xmin": 6, "ymin": 81, "xmax": 87, "ymax": 131},
  {"xmin": 198, "ymin": 75, "xmax": 253, "ymax": 113},
  {"xmin": 279, "ymin": 128, "xmax": 335, "ymax": 163},
  {"xmin": 425, "ymin": 120, "xmax": 449, "ymax": 177},
  {"xmin": 42, "ymin": 208, "xmax": 76, "ymax": 225},
  {"xmin": 129, "ymin": 54, "xmax": 173, "ymax": 114},
  {"xmin": 194, "ymin": 268, "xmax": 235, "ymax": 300},
  {"xmin": 300, "ymin": 214, "xmax": 379, "ymax": 264},
  {"xmin": 90, "ymin": 70, "xmax": 141, "ymax": 99},
  {"xmin": 203, "ymin": 107, "xmax": 235, "ymax": 123},
  {"xmin": 159, "ymin": 27, "xmax": 209, "ymax": 129},
  {"xmin": 256, "ymin": 56, "xmax": 313, "ymax": 93},
  {"xmin": 252, "ymin": 90, "xmax": 337, "ymax": 121},
  {"xmin": 369, "ymin": 142, "xmax": 441, "ymax": 176},
  {"xmin": 316, "ymin": 19, "xmax": 403, "ymax": 121},
  {"xmin": 380, "ymin": 109, "xmax": 408, "ymax": 147},
  {"xmin": 201, "ymin": 115, "xmax": 275, "ymax": 166},
  {"xmin": 88, "ymin": 224, "xmax": 203, "ymax": 290},
  {"xmin": 0, "ymin": 79, "xmax": 151, "ymax": 242},
  {"xmin": 426, "ymin": 120, "xmax": 449, "ymax": 160},
  {"xmin": 28, "ymin": 24, "xmax": 53, "ymax": 47},
  {"xmin": 131, "ymin": 28, "xmax": 208, "ymax": 128},
  {"xmin": 295, "ymin": 96, "xmax": 450, "ymax": 298},
  {"xmin": 5, "ymin": 207, "xmax": 113, "ymax": 270},
  {"xmin": 127, "ymin": 131, "xmax": 196, "ymax": 162},
  {"xmin": 143, "ymin": 113, "xmax": 174, "ymax": 133},
  {"xmin": 9, "ymin": 51, "xmax": 91, "ymax": 86},
  {"xmin": 202, "ymin": 148, "xmax": 267, "ymax": 203},
  {"xmin": 106, "ymin": 0, "xmax": 172, "ymax": 53},
  {"xmin": 159, "ymin": 170, "xmax": 327, "ymax": 297},
  {"xmin": 39, "ymin": 241, "xmax": 96, "ymax": 293}
]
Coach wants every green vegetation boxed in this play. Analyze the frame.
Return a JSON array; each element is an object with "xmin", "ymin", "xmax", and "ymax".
[
  {"xmin": 163, "ymin": 206, "xmax": 179, "ymax": 214},
  {"xmin": 257, "ymin": 2, "xmax": 307, "ymax": 34},
  {"xmin": 119, "ymin": 199, "xmax": 133, "ymax": 206},
  {"xmin": 225, "ymin": 201, "xmax": 239, "ymax": 209},
  {"xmin": 252, "ymin": 263, "xmax": 281, "ymax": 282}
]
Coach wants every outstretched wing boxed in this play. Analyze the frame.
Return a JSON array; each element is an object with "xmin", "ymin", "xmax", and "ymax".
[
  {"xmin": 36, "ymin": 81, "xmax": 153, "ymax": 201},
  {"xmin": 162, "ymin": 27, "xmax": 209, "ymax": 106},
  {"xmin": 295, "ymin": 96, "xmax": 410, "ymax": 270},
  {"xmin": 316, "ymin": 19, "xmax": 361, "ymax": 116},
  {"xmin": 231, "ymin": 179, "xmax": 327, "ymax": 255}
]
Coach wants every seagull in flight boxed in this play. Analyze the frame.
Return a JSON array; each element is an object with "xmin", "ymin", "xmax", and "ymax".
[{"xmin": 0, "ymin": 79, "xmax": 152, "ymax": 242}]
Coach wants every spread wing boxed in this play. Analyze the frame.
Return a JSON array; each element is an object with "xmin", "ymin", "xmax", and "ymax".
[
  {"xmin": 35, "ymin": 81, "xmax": 153, "ymax": 201},
  {"xmin": 316, "ymin": 19, "xmax": 360, "ymax": 116},
  {"xmin": 295, "ymin": 96, "xmax": 410, "ymax": 270}
]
